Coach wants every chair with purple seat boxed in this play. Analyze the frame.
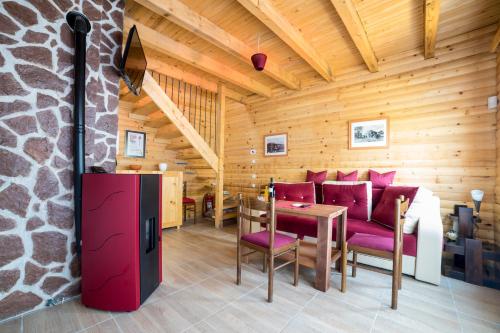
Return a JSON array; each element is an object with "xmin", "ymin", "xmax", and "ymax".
[
  {"xmin": 183, "ymin": 181, "xmax": 196, "ymax": 224},
  {"xmin": 236, "ymin": 194, "xmax": 300, "ymax": 302},
  {"xmin": 348, "ymin": 195, "xmax": 409, "ymax": 310}
]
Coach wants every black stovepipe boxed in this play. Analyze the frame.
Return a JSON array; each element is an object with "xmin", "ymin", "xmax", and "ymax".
[{"xmin": 66, "ymin": 11, "xmax": 91, "ymax": 257}]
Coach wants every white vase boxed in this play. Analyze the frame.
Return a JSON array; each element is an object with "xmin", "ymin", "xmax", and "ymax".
[{"xmin": 159, "ymin": 163, "xmax": 168, "ymax": 172}]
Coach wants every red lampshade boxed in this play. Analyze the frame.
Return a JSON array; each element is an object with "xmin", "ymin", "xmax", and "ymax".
[{"xmin": 251, "ymin": 53, "xmax": 267, "ymax": 71}]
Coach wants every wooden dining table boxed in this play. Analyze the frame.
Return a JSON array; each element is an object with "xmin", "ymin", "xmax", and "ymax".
[{"xmin": 275, "ymin": 201, "xmax": 348, "ymax": 292}]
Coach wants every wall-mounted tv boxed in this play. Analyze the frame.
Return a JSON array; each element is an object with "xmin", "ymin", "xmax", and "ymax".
[{"xmin": 120, "ymin": 25, "xmax": 147, "ymax": 96}]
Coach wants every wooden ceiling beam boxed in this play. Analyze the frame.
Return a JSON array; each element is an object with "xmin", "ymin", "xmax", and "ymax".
[
  {"xmin": 135, "ymin": 0, "xmax": 300, "ymax": 90},
  {"xmin": 124, "ymin": 17, "xmax": 272, "ymax": 98},
  {"xmin": 236, "ymin": 0, "xmax": 333, "ymax": 81},
  {"xmin": 329, "ymin": 0, "xmax": 378, "ymax": 72},
  {"xmin": 145, "ymin": 56, "xmax": 249, "ymax": 104},
  {"xmin": 424, "ymin": 0, "xmax": 441, "ymax": 59},
  {"xmin": 490, "ymin": 24, "xmax": 500, "ymax": 52}
]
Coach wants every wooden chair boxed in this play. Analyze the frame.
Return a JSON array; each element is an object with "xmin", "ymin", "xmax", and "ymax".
[
  {"xmin": 236, "ymin": 194, "xmax": 300, "ymax": 302},
  {"xmin": 348, "ymin": 195, "xmax": 409, "ymax": 309},
  {"xmin": 183, "ymin": 181, "xmax": 196, "ymax": 224}
]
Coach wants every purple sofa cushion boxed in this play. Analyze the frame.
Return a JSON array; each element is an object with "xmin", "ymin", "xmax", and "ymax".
[
  {"xmin": 322, "ymin": 183, "xmax": 368, "ymax": 221},
  {"xmin": 369, "ymin": 169, "xmax": 396, "ymax": 188},
  {"xmin": 306, "ymin": 170, "xmax": 327, "ymax": 184},
  {"xmin": 337, "ymin": 170, "xmax": 358, "ymax": 181},
  {"xmin": 241, "ymin": 230, "xmax": 296, "ymax": 248},
  {"xmin": 275, "ymin": 215, "xmax": 417, "ymax": 256},
  {"xmin": 372, "ymin": 186, "xmax": 418, "ymax": 229},
  {"xmin": 276, "ymin": 214, "xmax": 317, "ymax": 239},
  {"xmin": 275, "ymin": 182, "xmax": 316, "ymax": 203},
  {"xmin": 306, "ymin": 171, "xmax": 327, "ymax": 204}
]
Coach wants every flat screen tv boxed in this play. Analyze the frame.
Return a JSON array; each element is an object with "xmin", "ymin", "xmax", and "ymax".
[{"xmin": 120, "ymin": 25, "xmax": 147, "ymax": 96}]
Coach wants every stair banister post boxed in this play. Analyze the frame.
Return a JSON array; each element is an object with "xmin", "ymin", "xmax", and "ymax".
[{"xmin": 215, "ymin": 83, "xmax": 226, "ymax": 228}]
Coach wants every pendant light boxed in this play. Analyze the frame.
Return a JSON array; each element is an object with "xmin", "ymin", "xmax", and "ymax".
[{"xmin": 251, "ymin": 33, "xmax": 267, "ymax": 71}]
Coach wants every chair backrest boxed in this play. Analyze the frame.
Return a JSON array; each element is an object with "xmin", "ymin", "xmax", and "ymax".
[
  {"xmin": 237, "ymin": 193, "xmax": 277, "ymax": 249},
  {"xmin": 393, "ymin": 195, "xmax": 410, "ymax": 256},
  {"xmin": 183, "ymin": 181, "xmax": 187, "ymax": 198}
]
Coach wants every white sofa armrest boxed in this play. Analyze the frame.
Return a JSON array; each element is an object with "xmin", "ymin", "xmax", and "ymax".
[{"xmin": 415, "ymin": 195, "xmax": 443, "ymax": 285}]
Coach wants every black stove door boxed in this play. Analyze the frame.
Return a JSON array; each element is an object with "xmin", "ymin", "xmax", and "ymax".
[{"xmin": 139, "ymin": 174, "xmax": 160, "ymax": 304}]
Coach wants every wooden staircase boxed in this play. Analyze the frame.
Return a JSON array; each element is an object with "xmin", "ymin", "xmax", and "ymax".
[{"xmin": 127, "ymin": 71, "xmax": 225, "ymax": 227}]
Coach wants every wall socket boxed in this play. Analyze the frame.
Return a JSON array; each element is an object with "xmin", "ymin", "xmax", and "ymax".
[{"xmin": 488, "ymin": 96, "xmax": 498, "ymax": 109}]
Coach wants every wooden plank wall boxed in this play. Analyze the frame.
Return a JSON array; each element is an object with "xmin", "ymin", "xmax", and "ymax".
[
  {"xmin": 225, "ymin": 26, "xmax": 498, "ymax": 243},
  {"xmin": 496, "ymin": 50, "xmax": 500, "ymax": 247},
  {"xmin": 116, "ymin": 101, "xmax": 182, "ymax": 172}
]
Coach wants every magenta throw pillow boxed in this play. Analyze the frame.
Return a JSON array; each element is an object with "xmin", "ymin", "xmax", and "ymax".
[
  {"xmin": 306, "ymin": 170, "xmax": 327, "ymax": 185},
  {"xmin": 337, "ymin": 170, "xmax": 358, "ymax": 181},
  {"xmin": 275, "ymin": 182, "xmax": 316, "ymax": 203},
  {"xmin": 372, "ymin": 186, "xmax": 418, "ymax": 229},
  {"xmin": 369, "ymin": 169, "xmax": 396, "ymax": 188},
  {"xmin": 323, "ymin": 183, "xmax": 369, "ymax": 221}
]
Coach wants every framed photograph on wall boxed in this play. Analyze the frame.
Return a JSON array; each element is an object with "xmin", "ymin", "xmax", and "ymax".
[
  {"xmin": 264, "ymin": 133, "xmax": 287, "ymax": 156},
  {"xmin": 349, "ymin": 118, "xmax": 389, "ymax": 149},
  {"xmin": 125, "ymin": 130, "xmax": 146, "ymax": 158}
]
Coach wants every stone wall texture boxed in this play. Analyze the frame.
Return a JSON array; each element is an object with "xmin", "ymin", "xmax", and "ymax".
[{"xmin": 0, "ymin": 0, "xmax": 124, "ymax": 320}]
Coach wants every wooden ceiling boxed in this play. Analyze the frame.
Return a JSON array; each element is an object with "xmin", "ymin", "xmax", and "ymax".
[{"xmin": 124, "ymin": 0, "xmax": 500, "ymax": 100}]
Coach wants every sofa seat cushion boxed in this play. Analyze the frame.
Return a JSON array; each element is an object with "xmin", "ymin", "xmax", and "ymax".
[
  {"xmin": 275, "ymin": 182, "xmax": 316, "ymax": 203},
  {"xmin": 333, "ymin": 218, "xmax": 417, "ymax": 257},
  {"xmin": 276, "ymin": 215, "xmax": 417, "ymax": 257},
  {"xmin": 348, "ymin": 233, "xmax": 394, "ymax": 253},
  {"xmin": 322, "ymin": 183, "xmax": 369, "ymax": 221},
  {"xmin": 242, "ymin": 230, "xmax": 296, "ymax": 249},
  {"xmin": 276, "ymin": 213, "xmax": 317, "ymax": 239}
]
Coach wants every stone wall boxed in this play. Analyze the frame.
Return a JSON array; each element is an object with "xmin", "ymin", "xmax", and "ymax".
[{"xmin": 0, "ymin": 0, "xmax": 124, "ymax": 320}]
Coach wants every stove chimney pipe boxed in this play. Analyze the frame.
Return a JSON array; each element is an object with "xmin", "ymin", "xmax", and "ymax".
[{"xmin": 66, "ymin": 11, "xmax": 91, "ymax": 257}]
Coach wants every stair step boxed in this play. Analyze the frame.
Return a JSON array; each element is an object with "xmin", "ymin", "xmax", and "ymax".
[
  {"xmin": 178, "ymin": 154, "xmax": 202, "ymax": 160},
  {"xmin": 189, "ymin": 165, "xmax": 212, "ymax": 170}
]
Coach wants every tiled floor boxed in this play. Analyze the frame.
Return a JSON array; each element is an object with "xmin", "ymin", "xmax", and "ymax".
[{"xmin": 1, "ymin": 222, "xmax": 499, "ymax": 333}]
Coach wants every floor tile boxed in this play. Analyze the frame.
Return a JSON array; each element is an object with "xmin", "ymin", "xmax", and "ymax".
[
  {"xmin": 23, "ymin": 300, "xmax": 111, "ymax": 333},
  {"xmin": 81, "ymin": 318, "xmax": 122, "ymax": 333},
  {"xmin": 0, "ymin": 317, "xmax": 22, "ymax": 333}
]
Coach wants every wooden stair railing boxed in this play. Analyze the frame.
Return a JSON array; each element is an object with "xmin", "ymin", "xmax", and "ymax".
[
  {"xmin": 141, "ymin": 71, "xmax": 219, "ymax": 171},
  {"xmin": 149, "ymin": 70, "xmax": 218, "ymax": 154}
]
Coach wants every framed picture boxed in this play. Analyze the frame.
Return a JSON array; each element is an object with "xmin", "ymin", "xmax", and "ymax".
[
  {"xmin": 264, "ymin": 133, "xmax": 287, "ymax": 156},
  {"xmin": 349, "ymin": 118, "xmax": 389, "ymax": 149},
  {"xmin": 125, "ymin": 130, "xmax": 146, "ymax": 158}
]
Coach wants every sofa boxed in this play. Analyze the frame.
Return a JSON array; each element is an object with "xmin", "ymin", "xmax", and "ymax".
[{"xmin": 274, "ymin": 181, "xmax": 443, "ymax": 285}]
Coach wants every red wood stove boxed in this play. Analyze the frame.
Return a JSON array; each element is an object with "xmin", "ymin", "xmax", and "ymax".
[{"xmin": 81, "ymin": 173, "xmax": 162, "ymax": 311}]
